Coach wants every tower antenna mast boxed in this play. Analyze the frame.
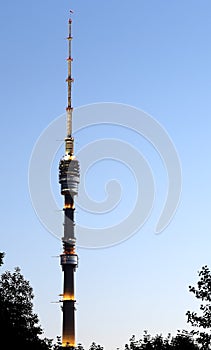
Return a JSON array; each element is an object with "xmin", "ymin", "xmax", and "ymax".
[
  {"xmin": 59, "ymin": 10, "xmax": 80, "ymax": 348},
  {"xmin": 65, "ymin": 11, "xmax": 74, "ymax": 152}
]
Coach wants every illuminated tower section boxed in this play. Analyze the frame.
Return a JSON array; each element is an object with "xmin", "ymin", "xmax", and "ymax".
[{"xmin": 59, "ymin": 13, "xmax": 80, "ymax": 348}]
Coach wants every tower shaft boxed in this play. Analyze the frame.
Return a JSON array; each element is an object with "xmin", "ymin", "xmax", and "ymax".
[{"xmin": 59, "ymin": 12, "xmax": 80, "ymax": 348}]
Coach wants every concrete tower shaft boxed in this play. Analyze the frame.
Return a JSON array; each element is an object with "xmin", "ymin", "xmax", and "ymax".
[{"xmin": 59, "ymin": 11, "xmax": 80, "ymax": 348}]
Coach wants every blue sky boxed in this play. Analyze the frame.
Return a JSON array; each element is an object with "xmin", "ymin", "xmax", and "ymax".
[{"xmin": 1, "ymin": 0, "xmax": 211, "ymax": 349}]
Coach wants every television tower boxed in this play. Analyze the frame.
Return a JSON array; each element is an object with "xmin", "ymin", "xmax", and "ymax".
[{"xmin": 59, "ymin": 11, "xmax": 80, "ymax": 348}]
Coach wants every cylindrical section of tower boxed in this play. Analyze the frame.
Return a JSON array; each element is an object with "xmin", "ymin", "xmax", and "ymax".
[
  {"xmin": 62, "ymin": 299, "xmax": 75, "ymax": 347},
  {"xmin": 63, "ymin": 264, "xmax": 75, "ymax": 299}
]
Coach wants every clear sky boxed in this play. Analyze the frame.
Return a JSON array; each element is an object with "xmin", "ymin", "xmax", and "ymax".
[{"xmin": 1, "ymin": 1, "xmax": 211, "ymax": 349}]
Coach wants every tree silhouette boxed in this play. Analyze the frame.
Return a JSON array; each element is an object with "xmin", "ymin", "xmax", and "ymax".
[
  {"xmin": 89, "ymin": 342, "xmax": 104, "ymax": 350},
  {"xmin": 170, "ymin": 330, "xmax": 199, "ymax": 349},
  {"xmin": 0, "ymin": 252, "xmax": 4, "ymax": 266},
  {"xmin": 124, "ymin": 331, "xmax": 199, "ymax": 350},
  {"xmin": 0, "ymin": 265, "xmax": 50, "ymax": 349},
  {"xmin": 186, "ymin": 265, "xmax": 211, "ymax": 349}
]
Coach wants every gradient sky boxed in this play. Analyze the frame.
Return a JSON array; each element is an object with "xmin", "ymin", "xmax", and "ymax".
[{"xmin": 1, "ymin": 1, "xmax": 211, "ymax": 349}]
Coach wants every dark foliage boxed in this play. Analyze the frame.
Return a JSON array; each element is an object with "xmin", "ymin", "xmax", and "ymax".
[
  {"xmin": 124, "ymin": 330, "xmax": 199, "ymax": 350},
  {"xmin": 186, "ymin": 265, "xmax": 211, "ymax": 349},
  {"xmin": 0, "ymin": 265, "xmax": 50, "ymax": 349},
  {"xmin": 89, "ymin": 342, "xmax": 104, "ymax": 350},
  {"xmin": 0, "ymin": 252, "xmax": 4, "ymax": 266}
]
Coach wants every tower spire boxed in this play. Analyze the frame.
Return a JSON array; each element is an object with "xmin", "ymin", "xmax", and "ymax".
[{"xmin": 65, "ymin": 11, "xmax": 74, "ymax": 155}]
